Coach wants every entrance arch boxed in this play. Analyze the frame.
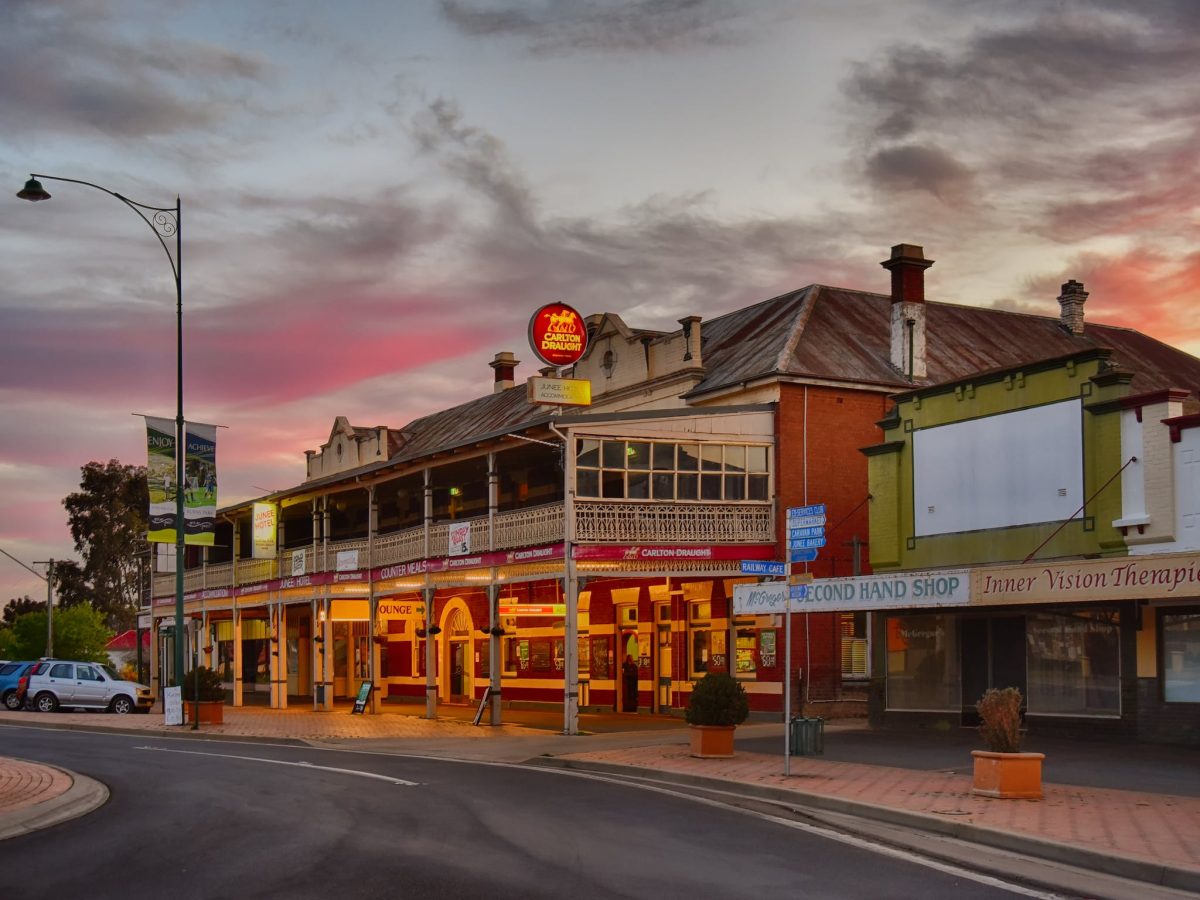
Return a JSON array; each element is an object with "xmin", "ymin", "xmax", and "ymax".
[{"xmin": 439, "ymin": 598, "xmax": 474, "ymax": 703}]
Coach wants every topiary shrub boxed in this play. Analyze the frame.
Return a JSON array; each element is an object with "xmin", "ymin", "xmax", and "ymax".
[
  {"xmin": 976, "ymin": 687, "xmax": 1023, "ymax": 753},
  {"xmin": 685, "ymin": 672, "xmax": 750, "ymax": 727},
  {"xmin": 181, "ymin": 666, "xmax": 227, "ymax": 703}
]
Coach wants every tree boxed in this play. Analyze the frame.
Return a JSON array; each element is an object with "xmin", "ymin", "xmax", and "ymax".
[
  {"xmin": 0, "ymin": 604, "xmax": 113, "ymax": 662},
  {"xmin": 61, "ymin": 459, "xmax": 150, "ymax": 631},
  {"xmin": 2, "ymin": 596, "xmax": 46, "ymax": 627}
]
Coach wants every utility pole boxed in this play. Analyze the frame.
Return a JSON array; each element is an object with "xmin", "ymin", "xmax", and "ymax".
[{"xmin": 0, "ymin": 546, "xmax": 55, "ymax": 656}]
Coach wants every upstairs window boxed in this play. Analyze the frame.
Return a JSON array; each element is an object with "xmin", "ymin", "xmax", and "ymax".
[{"xmin": 576, "ymin": 439, "xmax": 768, "ymax": 501}]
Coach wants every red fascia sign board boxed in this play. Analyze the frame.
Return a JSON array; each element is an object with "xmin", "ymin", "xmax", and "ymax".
[{"xmin": 573, "ymin": 544, "xmax": 776, "ymax": 562}]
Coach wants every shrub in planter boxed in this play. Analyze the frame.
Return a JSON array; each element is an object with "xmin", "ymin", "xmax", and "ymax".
[
  {"xmin": 685, "ymin": 672, "xmax": 750, "ymax": 726},
  {"xmin": 685, "ymin": 673, "xmax": 749, "ymax": 759},
  {"xmin": 182, "ymin": 666, "xmax": 227, "ymax": 703},
  {"xmin": 971, "ymin": 687, "xmax": 1043, "ymax": 800},
  {"xmin": 977, "ymin": 687, "xmax": 1023, "ymax": 753}
]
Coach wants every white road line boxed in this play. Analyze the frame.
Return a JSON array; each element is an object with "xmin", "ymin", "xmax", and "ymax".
[{"xmin": 134, "ymin": 746, "xmax": 418, "ymax": 785}]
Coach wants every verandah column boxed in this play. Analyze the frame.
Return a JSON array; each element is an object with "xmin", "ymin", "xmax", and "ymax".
[{"xmin": 232, "ymin": 605, "xmax": 243, "ymax": 707}]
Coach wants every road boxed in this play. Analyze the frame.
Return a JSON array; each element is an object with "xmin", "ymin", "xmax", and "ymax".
[{"xmin": 1, "ymin": 726, "xmax": 1051, "ymax": 900}]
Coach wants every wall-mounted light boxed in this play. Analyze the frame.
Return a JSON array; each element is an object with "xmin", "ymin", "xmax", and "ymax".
[{"xmin": 449, "ymin": 486, "xmax": 462, "ymax": 497}]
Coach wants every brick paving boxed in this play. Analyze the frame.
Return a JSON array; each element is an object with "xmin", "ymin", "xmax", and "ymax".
[{"xmin": 0, "ymin": 757, "xmax": 72, "ymax": 814}]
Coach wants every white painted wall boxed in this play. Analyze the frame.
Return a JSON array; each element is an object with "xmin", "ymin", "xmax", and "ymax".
[{"xmin": 913, "ymin": 400, "xmax": 1083, "ymax": 536}]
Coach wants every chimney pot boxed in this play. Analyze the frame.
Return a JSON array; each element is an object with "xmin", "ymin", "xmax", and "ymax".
[
  {"xmin": 880, "ymin": 243, "xmax": 934, "ymax": 304},
  {"xmin": 489, "ymin": 351, "xmax": 519, "ymax": 393}
]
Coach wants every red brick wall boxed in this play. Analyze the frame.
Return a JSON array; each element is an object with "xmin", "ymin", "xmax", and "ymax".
[{"xmin": 776, "ymin": 383, "xmax": 889, "ymax": 699}]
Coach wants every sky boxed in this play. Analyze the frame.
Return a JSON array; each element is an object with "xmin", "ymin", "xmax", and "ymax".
[{"xmin": 2, "ymin": 0, "xmax": 1198, "ymax": 602}]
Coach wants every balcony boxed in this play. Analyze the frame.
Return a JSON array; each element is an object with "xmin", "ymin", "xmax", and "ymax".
[{"xmin": 153, "ymin": 499, "xmax": 772, "ymax": 598}]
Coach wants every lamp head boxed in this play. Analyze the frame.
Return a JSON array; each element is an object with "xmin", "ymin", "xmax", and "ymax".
[{"xmin": 17, "ymin": 178, "xmax": 51, "ymax": 202}]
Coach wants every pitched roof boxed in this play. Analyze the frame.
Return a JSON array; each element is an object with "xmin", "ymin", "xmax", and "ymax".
[{"xmin": 687, "ymin": 287, "xmax": 1200, "ymax": 397}]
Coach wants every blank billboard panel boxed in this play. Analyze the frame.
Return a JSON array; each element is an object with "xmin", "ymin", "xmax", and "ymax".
[{"xmin": 913, "ymin": 400, "xmax": 1083, "ymax": 537}]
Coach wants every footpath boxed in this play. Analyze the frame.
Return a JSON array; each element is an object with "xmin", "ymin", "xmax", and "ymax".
[{"xmin": 1, "ymin": 706, "xmax": 1197, "ymax": 895}]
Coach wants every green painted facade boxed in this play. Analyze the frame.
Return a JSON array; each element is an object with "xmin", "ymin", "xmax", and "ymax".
[{"xmin": 865, "ymin": 349, "xmax": 1131, "ymax": 572}]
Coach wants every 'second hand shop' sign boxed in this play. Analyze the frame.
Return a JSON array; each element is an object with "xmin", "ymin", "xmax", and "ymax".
[{"xmin": 803, "ymin": 570, "xmax": 971, "ymax": 611}]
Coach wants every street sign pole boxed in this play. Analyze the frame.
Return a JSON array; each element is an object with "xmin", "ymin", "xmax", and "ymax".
[{"xmin": 784, "ymin": 585, "xmax": 792, "ymax": 776}]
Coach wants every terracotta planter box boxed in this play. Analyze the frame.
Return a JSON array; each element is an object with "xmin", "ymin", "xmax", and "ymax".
[
  {"xmin": 183, "ymin": 700, "xmax": 225, "ymax": 725},
  {"xmin": 689, "ymin": 724, "xmax": 736, "ymax": 759},
  {"xmin": 971, "ymin": 750, "xmax": 1044, "ymax": 799}
]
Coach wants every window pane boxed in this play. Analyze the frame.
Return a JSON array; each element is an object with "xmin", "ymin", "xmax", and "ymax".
[
  {"xmin": 724, "ymin": 474, "xmax": 746, "ymax": 500},
  {"xmin": 652, "ymin": 443, "xmax": 674, "ymax": 470},
  {"xmin": 577, "ymin": 439, "xmax": 599, "ymax": 469},
  {"xmin": 602, "ymin": 440, "xmax": 626, "ymax": 469},
  {"xmin": 725, "ymin": 445, "xmax": 746, "ymax": 473},
  {"xmin": 677, "ymin": 444, "xmax": 699, "ymax": 471},
  {"xmin": 691, "ymin": 629, "xmax": 710, "ymax": 675},
  {"xmin": 700, "ymin": 445, "xmax": 722, "ymax": 471},
  {"xmin": 627, "ymin": 471, "xmax": 650, "ymax": 499},
  {"xmin": 735, "ymin": 629, "xmax": 757, "ymax": 676},
  {"xmin": 885, "ymin": 614, "xmax": 960, "ymax": 711},
  {"xmin": 1026, "ymin": 612, "xmax": 1121, "ymax": 715},
  {"xmin": 652, "ymin": 473, "xmax": 675, "ymax": 500},
  {"xmin": 747, "ymin": 445, "xmax": 768, "ymax": 473},
  {"xmin": 626, "ymin": 441, "xmax": 650, "ymax": 470},
  {"xmin": 701, "ymin": 474, "xmax": 722, "ymax": 500},
  {"xmin": 1163, "ymin": 612, "xmax": 1200, "ymax": 702},
  {"xmin": 577, "ymin": 470, "xmax": 599, "ymax": 498},
  {"xmin": 748, "ymin": 474, "xmax": 769, "ymax": 501},
  {"xmin": 677, "ymin": 473, "xmax": 698, "ymax": 499},
  {"xmin": 601, "ymin": 470, "xmax": 625, "ymax": 498},
  {"xmin": 689, "ymin": 601, "xmax": 711, "ymax": 622}
]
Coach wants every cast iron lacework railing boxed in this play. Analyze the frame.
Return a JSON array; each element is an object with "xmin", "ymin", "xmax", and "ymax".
[{"xmin": 574, "ymin": 501, "xmax": 772, "ymax": 544}]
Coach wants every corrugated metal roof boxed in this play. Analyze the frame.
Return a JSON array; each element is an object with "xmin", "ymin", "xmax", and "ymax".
[{"xmin": 689, "ymin": 286, "xmax": 1200, "ymax": 396}]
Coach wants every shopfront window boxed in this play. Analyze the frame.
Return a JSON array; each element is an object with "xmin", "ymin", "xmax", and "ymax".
[
  {"xmin": 689, "ymin": 600, "xmax": 711, "ymax": 676},
  {"xmin": 841, "ymin": 612, "xmax": 869, "ymax": 679},
  {"xmin": 1161, "ymin": 610, "xmax": 1200, "ymax": 703},
  {"xmin": 735, "ymin": 627, "xmax": 757, "ymax": 678},
  {"xmin": 885, "ymin": 613, "xmax": 959, "ymax": 711},
  {"xmin": 1026, "ymin": 610, "xmax": 1120, "ymax": 716}
]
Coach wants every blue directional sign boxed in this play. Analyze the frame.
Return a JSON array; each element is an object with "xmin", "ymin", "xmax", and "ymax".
[
  {"xmin": 789, "ymin": 548, "xmax": 819, "ymax": 563},
  {"xmin": 788, "ymin": 537, "xmax": 827, "ymax": 550},
  {"xmin": 788, "ymin": 526, "xmax": 825, "ymax": 539},
  {"xmin": 787, "ymin": 504, "xmax": 826, "ymax": 519},
  {"xmin": 740, "ymin": 560, "xmax": 787, "ymax": 577},
  {"xmin": 790, "ymin": 584, "xmax": 809, "ymax": 601},
  {"xmin": 787, "ymin": 514, "xmax": 826, "ymax": 529}
]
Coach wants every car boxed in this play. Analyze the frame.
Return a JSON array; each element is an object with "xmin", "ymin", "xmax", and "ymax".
[
  {"xmin": 0, "ymin": 661, "xmax": 37, "ymax": 711},
  {"xmin": 25, "ymin": 659, "xmax": 154, "ymax": 714}
]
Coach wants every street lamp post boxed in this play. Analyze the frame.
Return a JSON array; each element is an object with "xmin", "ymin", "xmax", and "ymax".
[{"xmin": 18, "ymin": 175, "xmax": 187, "ymax": 693}]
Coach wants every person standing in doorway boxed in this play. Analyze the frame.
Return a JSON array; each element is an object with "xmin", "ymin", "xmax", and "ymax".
[{"xmin": 622, "ymin": 654, "xmax": 638, "ymax": 713}]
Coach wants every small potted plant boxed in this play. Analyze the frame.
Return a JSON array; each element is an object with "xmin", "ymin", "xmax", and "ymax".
[
  {"xmin": 684, "ymin": 672, "xmax": 750, "ymax": 758},
  {"xmin": 182, "ymin": 666, "xmax": 227, "ymax": 725},
  {"xmin": 971, "ymin": 687, "xmax": 1044, "ymax": 799}
]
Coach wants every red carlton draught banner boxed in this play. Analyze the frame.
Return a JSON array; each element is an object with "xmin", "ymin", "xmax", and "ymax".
[{"xmin": 528, "ymin": 302, "xmax": 588, "ymax": 367}]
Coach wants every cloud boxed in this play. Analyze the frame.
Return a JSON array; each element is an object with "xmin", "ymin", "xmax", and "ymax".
[
  {"xmin": 0, "ymin": 1, "xmax": 265, "ymax": 141},
  {"xmin": 863, "ymin": 143, "xmax": 973, "ymax": 201},
  {"xmin": 438, "ymin": 0, "xmax": 775, "ymax": 54}
]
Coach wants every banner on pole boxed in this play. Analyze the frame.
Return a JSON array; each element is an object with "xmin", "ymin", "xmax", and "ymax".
[
  {"xmin": 145, "ymin": 416, "xmax": 178, "ymax": 543},
  {"xmin": 184, "ymin": 422, "xmax": 216, "ymax": 546}
]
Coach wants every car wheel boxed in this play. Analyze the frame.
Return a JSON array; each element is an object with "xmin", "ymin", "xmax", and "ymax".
[
  {"xmin": 34, "ymin": 692, "xmax": 59, "ymax": 713},
  {"xmin": 110, "ymin": 695, "xmax": 134, "ymax": 715},
  {"xmin": 2, "ymin": 690, "xmax": 22, "ymax": 711}
]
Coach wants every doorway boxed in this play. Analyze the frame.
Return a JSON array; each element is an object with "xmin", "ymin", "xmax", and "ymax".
[
  {"xmin": 449, "ymin": 641, "xmax": 468, "ymax": 701},
  {"xmin": 961, "ymin": 615, "xmax": 1026, "ymax": 725},
  {"xmin": 656, "ymin": 621, "xmax": 672, "ymax": 712}
]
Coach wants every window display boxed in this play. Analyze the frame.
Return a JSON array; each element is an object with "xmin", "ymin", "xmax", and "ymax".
[
  {"xmin": 1026, "ymin": 611, "xmax": 1120, "ymax": 716},
  {"xmin": 885, "ymin": 614, "xmax": 959, "ymax": 711},
  {"xmin": 1162, "ymin": 610, "xmax": 1200, "ymax": 703}
]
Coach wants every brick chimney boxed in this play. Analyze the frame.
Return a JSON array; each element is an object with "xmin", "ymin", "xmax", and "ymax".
[
  {"xmin": 1057, "ymin": 280, "xmax": 1088, "ymax": 335},
  {"xmin": 489, "ymin": 351, "xmax": 518, "ymax": 393},
  {"xmin": 881, "ymin": 243, "xmax": 933, "ymax": 379},
  {"xmin": 678, "ymin": 315, "xmax": 702, "ymax": 366}
]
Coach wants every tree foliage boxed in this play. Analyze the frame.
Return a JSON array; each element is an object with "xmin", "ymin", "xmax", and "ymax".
[
  {"xmin": 3, "ymin": 596, "xmax": 46, "ymax": 627},
  {"xmin": 0, "ymin": 604, "xmax": 113, "ymax": 663},
  {"xmin": 61, "ymin": 459, "xmax": 150, "ymax": 631}
]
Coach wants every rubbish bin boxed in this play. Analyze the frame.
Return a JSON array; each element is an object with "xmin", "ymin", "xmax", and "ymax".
[{"xmin": 789, "ymin": 716, "xmax": 825, "ymax": 756}]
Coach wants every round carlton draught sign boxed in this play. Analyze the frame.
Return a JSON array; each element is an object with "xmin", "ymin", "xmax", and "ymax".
[{"xmin": 528, "ymin": 302, "xmax": 588, "ymax": 367}]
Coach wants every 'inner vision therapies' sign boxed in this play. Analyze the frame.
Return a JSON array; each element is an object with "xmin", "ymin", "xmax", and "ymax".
[{"xmin": 802, "ymin": 570, "xmax": 971, "ymax": 612}]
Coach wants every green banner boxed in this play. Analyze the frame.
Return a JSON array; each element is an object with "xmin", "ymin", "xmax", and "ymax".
[
  {"xmin": 184, "ymin": 423, "xmax": 216, "ymax": 546},
  {"xmin": 145, "ymin": 416, "xmax": 177, "ymax": 543}
]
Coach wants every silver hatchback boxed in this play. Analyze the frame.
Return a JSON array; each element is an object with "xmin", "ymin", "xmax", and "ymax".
[{"xmin": 25, "ymin": 660, "xmax": 154, "ymax": 714}]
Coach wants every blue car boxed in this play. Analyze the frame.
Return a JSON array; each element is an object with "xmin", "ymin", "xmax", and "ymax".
[{"xmin": 0, "ymin": 661, "xmax": 36, "ymax": 711}]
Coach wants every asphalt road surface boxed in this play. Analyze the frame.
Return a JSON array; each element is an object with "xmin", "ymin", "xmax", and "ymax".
[{"xmin": 1, "ymin": 725, "xmax": 1049, "ymax": 900}]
